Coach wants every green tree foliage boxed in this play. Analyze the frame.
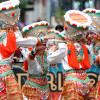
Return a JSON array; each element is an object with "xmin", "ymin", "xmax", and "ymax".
[
  {"xmin": 0, "ymin": 0, "xmax": 6, "ymax": 3},
  {"xmin": 19, "ymin": 0, "xmax": 28, "ymax": 8}
]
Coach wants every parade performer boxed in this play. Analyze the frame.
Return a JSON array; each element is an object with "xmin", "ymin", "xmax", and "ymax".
[
  {"xmin": 47, "ymin": 30, "xmax": 66, "ymax": 100},
  {"xmin": 0, "ymin": 0, "xmax": 52, "ymax": 99},
  {"xmin": 21, "ymin": 21, "xmax": 51, "ymax": 100},
  {"xmin": 47, "ymin": 10, "xmax": 93, "ymax": 100},
  {"xmin": 83, "ymin": 8, "xmax": 100, "ymax": 99}
]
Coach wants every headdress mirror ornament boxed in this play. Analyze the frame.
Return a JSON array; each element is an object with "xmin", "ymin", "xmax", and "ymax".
[
  {"xmin": 47, "ymin": 29, "xmax": 66, "ymax": 47},
  {"xmin": 0, "ymin": 0, "xmax": 20, "ymax": 30},
  {"xmin": 64, "ymin": 10, "xmax": 92, "ymax": 39},
  {"xmin": 83, "ymin": 8, "xmax": 100, "ymax": 34},
  {"xmin": 22, "ymin": 21, "xmax": 49, "ymax": 38},
  {"xmin": 48, "ymin": 29, "xmax": 66, "ymax": 40}
]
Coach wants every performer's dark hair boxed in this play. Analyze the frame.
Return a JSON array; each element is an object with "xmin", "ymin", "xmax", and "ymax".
[{"xmin": 55, "ymin": 25, "xmax": 64, "ymax": 31}]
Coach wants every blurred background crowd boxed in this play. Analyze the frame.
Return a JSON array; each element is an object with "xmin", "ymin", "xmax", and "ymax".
[{"xmin": 1, "ymin": 0, "xmax": 100, "ymax": 29}]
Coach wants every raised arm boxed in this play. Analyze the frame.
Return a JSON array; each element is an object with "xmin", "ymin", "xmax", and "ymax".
[
  {"xmin": 16, "ymin": 31, "xmax": 54, "ymax": 48},
  {"xmin": 47, "ymin": 43, "xmax": 66, "ymax": 64}
]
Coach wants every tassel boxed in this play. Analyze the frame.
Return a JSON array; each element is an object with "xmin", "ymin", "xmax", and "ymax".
[
  {"xmin": 68, "ymin": 49, "xmax": 71, "ymax": 54},
  {"xmin": 23, "ymin": 60, "xmax": 28, "ymax": 71},
  {"xmin": 93, "ymin": 55, "xmax": 96, "ymax": 62},
  {"xmin": 88, "ymin": 49, "xmax": 90, "ymax": 54}
]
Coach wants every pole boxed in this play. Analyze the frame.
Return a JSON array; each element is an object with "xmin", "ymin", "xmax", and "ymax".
[{"xmin": 46, "ymin": 0, "xmax": 51, "ymax": 24}]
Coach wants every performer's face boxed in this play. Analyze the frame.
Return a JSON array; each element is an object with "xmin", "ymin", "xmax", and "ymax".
[
  {"xmin": 38, "ymin": 43, "xmax": 47, "ymax": 54},
  {"xmin": 74, "ymin": 34, "xmax": 86, "ymax": 43},
  {"xmin": 96, "ymin": 33, "xmax": 100, "ymax": 40},
  {"xmin": 87, "ymin": 32, "xmax": 97, "ymax": 43}
]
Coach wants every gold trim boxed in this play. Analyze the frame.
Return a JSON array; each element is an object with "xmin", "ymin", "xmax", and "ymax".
[
  {"xmin": 5, "ymin": 76, "xmax": 10, "ymax": 99},
  {"xmin": 75, "ymin": 81, "xmax": 78, "ymax": 99},
  {"xmin": 87, "ymin": 73, "xmax": 97, "ymax": 78},
  {"xmin": 96, "ymin": 82, "xmax": 99, "ymax": 99},
  {"xmin": 0, "ymin": 95, "xmax": 7, "ymax": 100},
  {"xmin": 0, "ymin": 30, "xmax": 7, "ymax": 32}
]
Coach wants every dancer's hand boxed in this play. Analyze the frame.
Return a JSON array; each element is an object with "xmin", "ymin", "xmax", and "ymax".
[
  {"xmin": 50, "ymin": 45, "xmax": 58, "ymax": 52},
  {"xmin": 27, "ymin": 53, "xmax": 35, "ymax": 60}
]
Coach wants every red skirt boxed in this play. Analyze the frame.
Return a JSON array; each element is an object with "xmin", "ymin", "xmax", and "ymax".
[
  {"xmin": 0, "ymin": 63, "xmax": 23, "ymax": 100},
  {"xmin": 22, "ymin": 74, "xmax": 51, "ymax": 100},
  {"xmin": 60, "ymin": 69, "xmax": 92, "ymax": 100}
]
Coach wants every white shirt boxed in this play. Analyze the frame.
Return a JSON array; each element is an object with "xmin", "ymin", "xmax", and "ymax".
[
  {"xmin": 47, "ymin": 43, "xmax": 92, "ymax": 71},
  {"xmin": 21, "ymin": 48, "xmax": 43, "ymax": 75},
  {"xmin": 0, "ymin": 30, "xmax": 38, "ymax": 62}
]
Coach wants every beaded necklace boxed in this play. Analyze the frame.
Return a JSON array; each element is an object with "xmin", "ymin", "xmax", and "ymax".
[
  {"xmin": 0, "ymin": 33, "xmax": 7, "ymax": 44},
  {"xmin": 36, "ymin": 51, "xmax": 48, "ymax": 74},
  {"xmin": 75, "ymin": 46, "xmax": 83, "ymax": 62},
  {"xmin": 93, "ymin": 43, "xmax": 100, "ymax": 62}
]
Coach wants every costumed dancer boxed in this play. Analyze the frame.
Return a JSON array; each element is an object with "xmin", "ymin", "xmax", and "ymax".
[
  {"xmin": 83, "ymin": 8, "xmax": 100, "ymax": 99},
  {"xmin": 21, "ymin": 21, "xmax": 51, "ymax": 100},
  {"xmin": 0, "ymin": 0, "xmax": 52, "ymax": 99},
  {"xmin": 47, "ymin": 30, "xmax": 66, "ymax": 100},
  {"xmin": 47, "ymin": 10, "xmax": 93, "ymax": 100}
]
